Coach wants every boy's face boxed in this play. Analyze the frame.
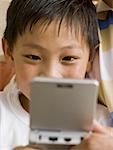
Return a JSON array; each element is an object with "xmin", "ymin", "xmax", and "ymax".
[{"xmin": 5, "ymin": 21, "xmax": 91, "ymax": 99}]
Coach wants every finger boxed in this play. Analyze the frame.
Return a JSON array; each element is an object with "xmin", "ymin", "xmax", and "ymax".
[
  {"xmin": 92, "ymin": 120, "xmax": 106, "ymax": 133},
  {"xmin": 104, "ymin": 126, "xmax": 113, "ymax": 137},
  {"xmin": 14, "ymin": 145, "xmax": 46, "ymax": 150},
  {"xmin": 13, "ymin": 146, "xmax": 33, "ymax": 150},
  {"xmin": 28, "ymin": 144, "xmax": 47, "ymax": 150},
  {"xmin": 69, "ymin": 140, "xmax": 87, "ymax": 150}
]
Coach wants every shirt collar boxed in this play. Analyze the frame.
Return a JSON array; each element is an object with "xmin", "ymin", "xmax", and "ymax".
[
  {"xmin": 4, "ymin": 75, "xmax": 29, "ymax": 126},
  {"xmin": 97, "ymin": 0, "xmax": 113, "ymax": 13}
]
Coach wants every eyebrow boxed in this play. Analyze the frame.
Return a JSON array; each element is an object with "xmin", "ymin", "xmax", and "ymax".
[
  {"xmin": 22, "ymin": 43, "xmax": 48, "ymax": 51},
  {"xmin": 22, "ymin": 43, "xmax": 82, "ymax": 51}
]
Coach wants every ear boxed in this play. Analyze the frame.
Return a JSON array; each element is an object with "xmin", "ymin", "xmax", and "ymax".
[
  {"xmin": 87, "ymin": 44, "xmax": 99, "ymax": 73},
  {"xmin": 2, "ymin": 38, "xmax": 14, "ymax": 62},
  {"xmin": 86, "ymin": 60, "xmax": 92, "ymax": 73},
  {"xmin": 87, "ymin": 46, "xmax": 101, "ymax": 80}
]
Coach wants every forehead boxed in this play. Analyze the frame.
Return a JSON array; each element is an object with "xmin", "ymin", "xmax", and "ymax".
[{"xmin": 15, "ymin": 19, "xmax": 89, "ymax": 50}]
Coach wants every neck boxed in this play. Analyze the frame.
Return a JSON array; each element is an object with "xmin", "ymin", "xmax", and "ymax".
[{"xmin": 19, "ymin": 93, "xmax": 29, "ymax": 113}]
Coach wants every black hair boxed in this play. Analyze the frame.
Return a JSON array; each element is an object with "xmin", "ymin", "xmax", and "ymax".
[{"xmin": 4, "ymin": 0, "xmax": 99, "ymax": 59}]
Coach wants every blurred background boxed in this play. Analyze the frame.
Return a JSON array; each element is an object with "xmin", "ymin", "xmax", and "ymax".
[{"xmin": 0, "ymin": 0, "xmax": 11, "ymax": 60}]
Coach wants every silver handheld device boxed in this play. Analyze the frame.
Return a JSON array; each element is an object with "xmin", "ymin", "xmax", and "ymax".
[{"xmin": 29, "ymin": 77, "xmax": 99, "ymax": 149}]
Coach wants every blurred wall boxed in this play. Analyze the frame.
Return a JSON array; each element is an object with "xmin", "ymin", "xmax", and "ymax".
[{"xmin": 0, "ymin": 0, "xmax": 11, "ymax": 61}]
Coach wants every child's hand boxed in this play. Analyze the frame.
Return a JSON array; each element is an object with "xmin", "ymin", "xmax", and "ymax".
[
  {"xmin": 70, "ymin": 121, "xmax": 113, "ymax": 150},
  {"xmin": 14, "ymin": 121, "xmax": 113, "ymax": 150},
  {"xmin": 14, "ymin": 146, "xmax": 35, "ymax": 150},
  {"xmin": 14, "ymin": 145, "xmax": 46, "ymax": 150}
]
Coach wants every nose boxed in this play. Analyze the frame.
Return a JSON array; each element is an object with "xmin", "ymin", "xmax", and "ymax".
[{"xmin": 39, "ymin": 63, "xmax": 62, "ymax": 78}]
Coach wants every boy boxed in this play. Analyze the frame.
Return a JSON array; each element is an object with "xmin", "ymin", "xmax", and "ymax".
[{"xmin": 0, "ymin": 0, "xmax": 112, "ymax": 149}]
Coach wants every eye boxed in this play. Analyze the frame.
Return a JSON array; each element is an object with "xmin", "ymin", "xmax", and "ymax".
[
  {"xmin": 25, "ymin": 55, "xmax": 41, "ymax": 61},
  {"xmin": 62, "ymin": 56, "xmax": 78, "ymax": 63}
]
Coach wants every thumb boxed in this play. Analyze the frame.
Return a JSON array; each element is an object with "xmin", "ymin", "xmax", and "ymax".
[{"xmin": 92, "ymin": 120, "xmax": 106, "ymax": 133}]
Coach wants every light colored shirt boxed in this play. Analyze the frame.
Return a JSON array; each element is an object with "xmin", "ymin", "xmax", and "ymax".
[{"xmin": 0, "ymin": 77, "xmax": 29, "ymax": 150}]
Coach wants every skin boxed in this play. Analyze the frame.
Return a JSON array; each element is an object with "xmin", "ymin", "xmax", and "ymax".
[
  {"xmin": 70, "ymin": 121, "xmax": 113, "ymax": 150},
  {"xmin": 3, "ymin": 20, "xmax": 113, "ymax": 150},
  {"xmin": 3, "ymin": 20, "xmax": 91, "ymax": 106},
  {"xmin": 0, "ymin": 39, "xmax": 15, "ymax": 90},
  {"xmin": 0, "ymin": 60, "xmax": 14, "ymax": 90}
]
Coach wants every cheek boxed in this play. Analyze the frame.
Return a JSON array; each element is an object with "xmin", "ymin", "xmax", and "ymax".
[
  {"xmin": 73, "ymin": 66, "xmax": 86, "ymax": 78},
  {"xmin": 64, "ymin": 62, "xmax": 88, "ymax": 79},
  {"xmin": 66, "ymin": 68, "xmax": 86, "ymax": 79},
  {"xmin": 16, "ymin": 65, "xmax": 32, "ymax": 82},
  {"xmin": 15, "ymin": 64, "xmax": 38, "ymax": 98}
]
